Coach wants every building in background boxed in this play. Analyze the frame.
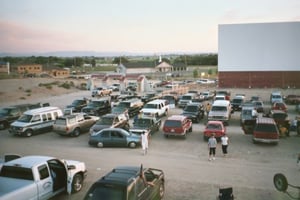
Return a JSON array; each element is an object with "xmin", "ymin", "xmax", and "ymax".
[{"xmin": 218, "ymin": 21, "xmax": 300, "ymax": 88}]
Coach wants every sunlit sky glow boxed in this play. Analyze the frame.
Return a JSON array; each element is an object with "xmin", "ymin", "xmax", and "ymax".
[{"xmin": 0, "ymin": 0, "xmax": 299, "ymax": 54}]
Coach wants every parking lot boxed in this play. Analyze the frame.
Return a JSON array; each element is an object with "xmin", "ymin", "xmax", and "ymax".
[{"xmin": 0, "ymin": 88, "xmax": 299, "ymax": 200}]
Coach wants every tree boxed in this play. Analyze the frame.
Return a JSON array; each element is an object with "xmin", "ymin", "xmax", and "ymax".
[
  {"xmin": 112, "ymin": 57, "xmax": 129, "ymax": 64},
  {"xmin": 193, "ymin": 69, "xmax": 198, "ymax": 78}
]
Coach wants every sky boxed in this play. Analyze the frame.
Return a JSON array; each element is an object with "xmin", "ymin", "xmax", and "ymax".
[{"xmin": 0, "ymin": 0, "xmax": 299, "ymax": 55}]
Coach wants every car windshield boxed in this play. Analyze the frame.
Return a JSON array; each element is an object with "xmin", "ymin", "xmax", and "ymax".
[
  {"xmin": 184, "ymin": 106, "xmax": 197, "ymax": 112},
  {"xmin": 118, "ymin": 102, "xmax": 130, "ymax": 108},
  {"xmin": 144, "ymin": 104, "xmax": 157, "ymax": 109},
  {"xmin": 233, "ymin": 99, "xmax": 243, "ymax": 103},
  {"xmin": 89, "ymin": 101, "xmax": 104, "ymax": 107},
  {"xmin": 255, "ymin": 124, "xmax": 277, "ymax": 132},
  {"xmin": 112, "ymin": 107, "xmax": 125, "ymax": 114},
  {"xmin": 207, "ymin": 123, "xmax": 222, "ymax": 130},
  {"xmin": 211, "ymin": 106, "xmax": 227, "ymax": 111},
  {"xmin": 72, "ymin": 100, "xmax": 83, "ymax": 105},
  {"xmin": 18, "ymin": 114, "xmax": 32, "ymax": 122},
  {"xmin": 182, "ymin": 96, "xmax": 192, "ymax": 100},
  {"xmin": 164, "ymin": 120, "xmax": 181, "ymax": 127},
  {"xmin": 135, "ymin": 118, "xmax": 151, "ymax": 126},
  {"xmin": 97, "ymin": 117, "xmax": 114, "ymax": 125},
  {"xmin": 0, "ymin": 108, "xmax": 10, "ymax": 115},
  {"xmin": 85, "ymin": 185, "xmax": 124, "ymax": 200}
]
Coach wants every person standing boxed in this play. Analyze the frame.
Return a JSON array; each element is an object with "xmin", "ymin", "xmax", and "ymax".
[
  {"xmin": 221, "ymin": 134, "xmax": 229, "ymax": 156},
  {"xmin": 208, "ymin": 134, "xmax": 217, "ymax": 161},
  {"xmin": 141, "ymin": 131, "xmax": 149, "ymax": 155}
]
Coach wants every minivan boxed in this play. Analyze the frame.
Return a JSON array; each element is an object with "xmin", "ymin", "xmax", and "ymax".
[
  {"xmin": 252, "ymin": 117, "xmax": 279, "ymax": 144},
  {"xmin": 208, "ymin": 100, "xmax": 232, "ymax": 125},
  {"xmin": 270, "ymin": 91, "xmax": 283, "ymax": 104},
  {"xmin": 9, "ymin": 106, "xmax": 63, "ymax": 137}
]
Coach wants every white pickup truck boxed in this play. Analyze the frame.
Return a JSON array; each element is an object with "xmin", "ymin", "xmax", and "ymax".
[
  {"xmin": 141, "ymin": 99, "xmax": 169, "ymax": 118},
  {"xmin": 0, "ymin": 155, "xmax": 87, "ymax": 200}
]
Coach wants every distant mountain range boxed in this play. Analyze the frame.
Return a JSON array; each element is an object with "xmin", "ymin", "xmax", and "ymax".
[{"xmin": 0, "ymin": 51, "xmax": 211, "ymax": 57}]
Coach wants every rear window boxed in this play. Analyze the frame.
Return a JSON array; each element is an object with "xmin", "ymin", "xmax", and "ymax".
[
  {"xmin": 255, "ymin": 124, "xmax": 277, "ymax": 132},
  {"xmin": 211, "ymin": 106, "xmax": 227, "ymax": 112},
  {"xmin": 55, "ymin": 118, "xmax": 67, "ymax": 125},
  {"xmin": 164, "ymin": 120, "xmax": 181, "ymax": 127},
  {"xmin": 0, "ymin": 166, "xmax": 34, "ymax": 180},
  {"xmin": 85, "ymin": 185, "xmax": 124, "ymax": 200}
]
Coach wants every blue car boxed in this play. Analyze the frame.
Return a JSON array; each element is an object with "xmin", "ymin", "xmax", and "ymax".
[{"xmin": 89, "ymin": 128, "xmax": 141, "ymax": 148}]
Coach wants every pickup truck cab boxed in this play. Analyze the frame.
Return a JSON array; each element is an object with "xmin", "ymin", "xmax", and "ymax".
[
  {"xmin": 81, "ymin": 99, "xmax": 111, "ymax": 116},
  {"xmin": 0, "ymin": 155, "xmax": 87, "ymax": 200},
  {"xmin": 130, "ymin": 116, "xmax": 161, "ymax": 135},
  {"xmin": 84, "ymin": 165, "xmax": 164, "ymax": 200},
  {"xmin": 141, "ymin": 99, "xmax": 169, "ymax": 118}
]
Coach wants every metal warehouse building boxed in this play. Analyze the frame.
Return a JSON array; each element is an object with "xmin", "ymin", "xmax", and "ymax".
[{"xmin": 218, "ymin": 21, "xmax": 300, "ymax": 88}]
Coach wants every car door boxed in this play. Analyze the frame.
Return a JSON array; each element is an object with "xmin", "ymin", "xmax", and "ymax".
[
  {"xmin": 100, "ymin": 130, "xmax": 112, "ymax": 147},
  {"xmin": 111, "ymin": 130, "xmax": 127, "ymax": 147},
  {"xmin": 36, "ymin": 164, "xmax": 54, "ymax": 199}
]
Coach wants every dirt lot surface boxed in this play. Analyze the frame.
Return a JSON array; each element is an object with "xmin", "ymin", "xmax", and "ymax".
[{"xmin": 0, "ymin": 78, "xmax": 299, "ymax": 200}]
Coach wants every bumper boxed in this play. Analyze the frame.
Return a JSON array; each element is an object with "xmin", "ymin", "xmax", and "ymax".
[{"xmin": 253, "ymin": 138, "xmax": 279, "ymax": 144}]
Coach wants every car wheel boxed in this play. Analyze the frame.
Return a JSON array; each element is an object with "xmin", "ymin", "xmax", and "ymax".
[
  {"xmin": 25, "ymin": 130, "xmax": 33, "ymax": 137},
  {"xmin": 189, "ymin": 126, "xmax": 193, "ymax": 132},
  {"xmin": 97, "ymin": 142, "xmax": 103, "ymax": 148},
  {"xmin": 72, "ymin": 174, "xmax": 83, "ymax": 193},
  {"xmin": 3, "ymin": 121, "xmax": 9, "ymax": 129},
  {"xmin": 73, "ymin": 128, "xmax": 80, "ymax": 137},
  {"xmin": 164, "ymin": 110, "xmax": 168, "ymax": 116},
  {"xmin": 128, "ymin": 142, "xmax": 137, "ymax": 148},
  {"xmin": 164, "ymin": 134, "xmax": 168, "ymax": 138},
  {"xmin": 203, "ymin": 135, "xmax": 208, "ymax": 141},
  {"xmin": 158, "ymin": 182, "xmax": 165, "ymax": 199}
]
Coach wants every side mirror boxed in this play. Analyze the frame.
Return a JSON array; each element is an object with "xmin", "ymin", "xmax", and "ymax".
[{"xmin": 273, "ymin": 173, "xmax": 288, "ymax": 192}]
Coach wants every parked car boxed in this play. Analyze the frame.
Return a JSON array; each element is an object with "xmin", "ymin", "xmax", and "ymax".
[
  {"xmin": 0, "ymin": 155, "xmax": 87, "ymax": 200},
  {"xmin": 163, "ymin": 115, "xmax": 192, "ymax": 138},
  {"xmin": 84, "ymin": 165, "xmax": 165, "ymax": 200},
  {"xmin": 200, "ymin": 91, "xmax": 215, "ymax": 100},
  {"xmin": 81, "ymin": 99, "xmax": 111, "ymax": 116},
  {"xmin": 112, "ymin": 98, "xmax": 144, "ymax": 117},
  {"xmin": 285, "ymin": 94, "xmax": 300, "ymax": 105},
  {"xmin": 0, "ymin": 103, "xmax": 42, "ymax": 129},
  {"xmin": 141, "ymin": 92, "xmax": 160, "ymax": 104},
  {"xmin": 141, "ymin": 99, "xmax": 169, "ymax": 118},
  {"xmin": 89, "ymin": 113, "xmax": 129, "ymax": 135},
  {"xmin": 271, "ymin": 102, "xmax": 288, "ymax": 113},
  {"xmin": 88, "ymin": 128, "xmax": 141, "ymax": 148},
  {"xmin": 130, "ymin": 116, "xmax": 161, "ymax": 135},
  {"xmin": 162, "ymin": 94, "xmax": 179, "ymax": 106},
  {"xmin": 203, "ymin": 121, "xmax": 226, "ymax": 141},
  {"xmin": 53, "ymin": 113, "xmax": 99, "ymax": 137},
  {"xmin": 178, "ymin": 93, "xmax": 198, "ymax": 108},
  {"xmin": 65, "ymin": 98, "xmax": 89, "ymax": 113},
  {"xmin": 252, "ymin": 117, "xmax": 279, "ymax": 144},
  {"xmin": 216, "ymin": 90, "xmax": 231, "ymax": 101},
  {"xmin": 181, "ymin": 102, "xmax": 205, "ymax": 123},
  {"xmin": 240, "ymin": 106, "xmax": 257, "ymax": 134},
  {"xmin": 231, "ymin": 95, "xmax": 245, "ymax": 111},
  {"xmin": 252, "ymin": 100, "xmax": 264, "ymax": 113},
  {"xmin": 270, "ymin": 110, "xmax": 290, "ymax": 135},
  {"xmin": 270, "ymin": 91, "xmax": 283, "ymax": 104},
  {"xmin": 91, "ymin": 87, "xmax": 112, "ymax": 97}
]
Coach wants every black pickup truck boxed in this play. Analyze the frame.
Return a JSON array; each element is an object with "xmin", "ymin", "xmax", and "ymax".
[
  {"xmin": 130, "ymin": 116, "xmax": 161, "ymax": 135},
  {"xmin": 81, "ymin": 99, "xmax": 111, "ymax": 116}
]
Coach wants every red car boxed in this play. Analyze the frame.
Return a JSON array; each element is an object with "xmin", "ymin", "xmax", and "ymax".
[
  {"xmin": 271, "ymin": 102, "xmax": 288, "ymax": 113},
  {"xmin": 203, "ymin": 121, "xmax": 226, "ymax": 141},
  {"xmin": 163, "ymin": 115, "xmax": 192, "ymax": 138}
]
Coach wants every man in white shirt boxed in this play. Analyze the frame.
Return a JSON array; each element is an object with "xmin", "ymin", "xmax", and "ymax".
[{"xmin": 221, "ymin": 134, "xmax": 229, "ymax": 156}]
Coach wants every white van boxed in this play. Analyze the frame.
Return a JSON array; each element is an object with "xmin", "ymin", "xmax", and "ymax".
[
  {"xmin": 270, "ymin": 91, "xmax": 283, "ymax": 104},
  {"xmin": 9, "ymin": 106, "xmax": 63, "ymax": 137},
  {"xmin": 208, "ymin": 100, "xmax": 232, "ymax": 125}
]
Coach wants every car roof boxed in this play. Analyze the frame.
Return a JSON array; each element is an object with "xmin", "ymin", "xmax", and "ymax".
[
  {"xmin": 4, "ymin": 155, "xmax": 54, "ymax": 168},
  {"xmin": 212, "ymin": 100, "xmax": 230, "ymax": 106},
  {"xmin": 207, "ymin": 120, "xmax": 223, "ymax": 125},
  {"xmin": 256, "ymin": 117, "xmax": 276, "ymax": 124},
  {"xmin": 166, "ymin": 115, "xmax": 187, "ymax": 121},
  {"xmin": 24, "ymin": 106, "xmax": 60, "ymax": 115}
]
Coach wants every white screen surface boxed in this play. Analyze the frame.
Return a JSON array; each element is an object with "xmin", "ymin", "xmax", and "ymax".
[{"xmin": 218, "ymin": 22, "xmax": 300, "ymax": 72}]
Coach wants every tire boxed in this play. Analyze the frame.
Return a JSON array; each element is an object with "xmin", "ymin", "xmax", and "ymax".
[
  {"xmin": 72, "ymin": 174, "xmax": 83, "ymax": 193},
  {"xmin": 97, "ymin": 142, "xmax": 103, "ymax": 148},
  {"xmin": 3, "ymin": 121, "xmax": 9, "ymax": 129},
  {"xmin": 158, "ymin": 182, "xmax": 165, "ymax": 199},
  {"xmin": 189, "ymin": 126, "xmax": 193, "ymax": 132},
  {"xmin": 164, "ymin": 110, "xmax": 168, "ymax": 116},
  {"xmin": 203, "ymin": 135, "xmax": 208, "ymax": 141},
  {"xmin": 25, "ymin": 130, "xmax": 33, "ymax": 137},
  {"xmin": 128, "ymin": 142, "xmax": 137, "ymax": 148},
  {"xmin": 72, "ymin": 128, "xmax": 80, "ymax": 137}
]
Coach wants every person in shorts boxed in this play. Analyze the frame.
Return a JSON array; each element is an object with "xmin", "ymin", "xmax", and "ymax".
[{"xmin": 208, "ymin": 134, "xmax": 217, "ymax": 161}]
